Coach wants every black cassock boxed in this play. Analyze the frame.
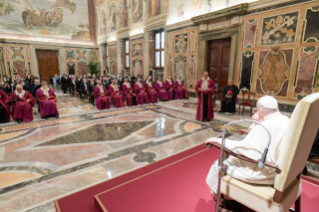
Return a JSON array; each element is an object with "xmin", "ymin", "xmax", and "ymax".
[{"xmin": 220, "ymin": 85, "xmax": 239, "ymax": 113}]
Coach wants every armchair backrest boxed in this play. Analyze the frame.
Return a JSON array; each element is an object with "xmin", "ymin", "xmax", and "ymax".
[{"xmin": 274, "ymin": 93, "xmax": 319, "ymax": 192}]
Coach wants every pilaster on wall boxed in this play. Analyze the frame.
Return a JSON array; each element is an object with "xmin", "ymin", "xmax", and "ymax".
[{"xmin": 0, "ymin": 41, "xmax": 5, "ymax": 77}]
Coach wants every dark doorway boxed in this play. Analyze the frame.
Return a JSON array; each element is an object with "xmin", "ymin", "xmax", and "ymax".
[
  {"xmin": 207, "ymin": 38, "xmax": 231, "ymax": 100},
  {"xmin": 36, "ymin": 50, "xmax": 59, "ymax": 84}
]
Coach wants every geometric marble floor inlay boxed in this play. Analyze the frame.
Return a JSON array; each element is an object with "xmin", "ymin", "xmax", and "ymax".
[{"xmin": 37, "ymin": 121, "xmax": 153, "ymax": 146}]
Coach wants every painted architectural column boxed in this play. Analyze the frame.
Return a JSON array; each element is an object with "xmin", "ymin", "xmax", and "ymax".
[{"xmin": 0, "ymin": 42, "xmax": 5, "ymax": 77}]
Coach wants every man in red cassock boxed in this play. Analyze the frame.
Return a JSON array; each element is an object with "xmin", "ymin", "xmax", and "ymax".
[
  {"xmin": 134, "ymin": 78, "xmax": 149, "ymax": 105},
  {"xmin": 164, "ymin": 76, "xmax": 175, "ymax": 100},
  {"xmin": 94, "ymin": 80, "xmax": 110, "ymax": 110},
  {"xmin": 145, "ymin": 76, "xmax": 158, "ymax": 103},
  {"xmin": 36, "ymin": 81, "xmax": 59, "ymax": 119},
  {"xmin": 10, "ymin": 85, "xmax": 34, "ymax": 123},
  {"xmin": 0, "ymin": 89, "xmax": 10, "ymax": 123},
  {"xmin": 195, "ymin": 72, "xmax": 215, "ymax": 121},
  {"xmin": 109, "ymin": 79, "xmax": 124, "ymax": 108},
  {"xmin": 122, "ymin": 77, "xmax": 137, "ymax": 106}
]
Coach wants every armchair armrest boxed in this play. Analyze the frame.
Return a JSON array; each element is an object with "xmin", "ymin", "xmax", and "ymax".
[{"xmin": 206, "ymin": 142, "xmax": 281, "ymax": 174}]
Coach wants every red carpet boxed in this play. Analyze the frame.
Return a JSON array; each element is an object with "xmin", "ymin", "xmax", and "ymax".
[
  {"xmin": 95, "ymin": 148, "xmax": 219, "ymax": 212},
  {"xmin": 56, "ymin": 144, "xmax": 319, "ymax": 212},
  {"xmin": 55, "ymin": 145, "xmax": 214, "ymax": 212}
]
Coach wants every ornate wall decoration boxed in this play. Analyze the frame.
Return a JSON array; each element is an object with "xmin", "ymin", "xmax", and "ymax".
[
  {"xmin": 155, "ymin": 70, "xmax": 164, "ymax": 81},
  {"xmin": 133, "ymin": 43, "xmax": 143, "ymax": 57},
  {"xmin": 10, "ymin": 47, "xmax": 25, "ymax": 60},
  {"xmin": 175, "ymin": 33, "xmax": 188, "ymax": 54},
  {"xmin": 174, "ymin": 56, "xmax": 187, "ymax": 85},
  {"xmin": 189, "ymin": 31, "xmax": 197, "ymax": 53},
  {"xmin": 109, "ymin": 46, "xmax": 117, "ymax": 61},
  {"xmin": 101, "ymin": 46, "xmax": 107, "ymax": 70},
  {"xmin": 261, "ymin": 12, "xmax": 299, "ymax": 46},
  {"xmin": 0, "ymin": 46, "xmax": 6, "ymax": 77},
  {"xmin": 243, "ymin": 19, "xmax": 258, "ymax": 48},
  {"xmin": 110, "ymin": 61, "xmax": 117, "ymax": 75},
  {"xmin": 65, "ymin": 48, "xmax": 99, "ymax": 74},
  {"xmin": 302, "ymin": 6, "xmax": 319, "ymax": 43},
  {"xmin": 168, "ymin": 35, "xmax": 173, "ymax": 54},
  {"xmin": 163, "ymin": 0, "xmax": 169, "ymax": 13},
  {"xmin": 3, "ymin": 44, "xmax": 33, "ymax": 77},
  {"xmin": 188, "ymin": 55, "xmax": 196, "ymax": 88},
  {"xmin": 294, "ymin": 46, "xmax": 319, "ymax": 99},
  {"xmin": 78, "ymin": 62, "xmax": 88, "ymax": 75},
  {"xmin": 66, "ymin": 50, "xmax": 75, "ymax": 60},
  {"xmin": 100, "ymin": 9, "xmax": 107, "ymax": 36},
  {"xmin": 148, "ymin": 34, "xmax": 155, "ymax": 69},
  {"xmin": 148, "ymin": 0, "xmax": 161, "ymax": 18},
  {"xmin": 167, "ymin": 57, "xmax": 173, "ymax": 78},
  {"xmin": 119, "ymin": 0, "xmax": 128, "ymax": 28},
  {"xmin": 240, "ymin": 51, "xmax": 254, "ymax": 91},
  {"xmin": 76, "ymin": 50, "xmax": 87, "ymax": 61},
  {"xmin": 256, "ymin": 50, "xmax": 293, "ymax": 96},
  {"xmin": 132, "ymin": 0, "xmax": 143, "ymax": 24},
  {"xmin": 133, "ymin": 59, "xmax": 143, "ymax": 77},
  {"xmin": 109, "ymin": 4, "xmax": 117, "ymax": 32},
  {"xmin": 89, "ymin": 50, "xmax": 97, "ymax": 61},
  {"xmin": 13, "ymin": 61, "xmax": 27, "ymax": 78}
]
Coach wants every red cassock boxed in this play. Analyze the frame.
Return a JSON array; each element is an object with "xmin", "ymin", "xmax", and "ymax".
[
  {"xmin": 195, "ymin": 79, "xmax": 215, "ymax": 121},
  {"xmin": 121, "ymin": 83, "xmax": 137, "ymax": 106},
  {"xmin": 108, "ymin": 84, "xmax": 124, "ymax": 108},
  {"xmin": 10, "ymin": 90, "xmax": 35, "ymax": 123},
  {"xmin": 94, "ymin": 86, "xmax": 110, "ymax": 110},
  {"xmin": 164, "ymin": 79, "xmax": 175, "ymax": 100},
  {"xmin": 134, "ymin": 83, "xmax": 149, "ymax": 105},
  {"xmin": 175, "ymin": 80, "xmax": 189, "ymax": 99},
  {"xmin": 155, "ymin": 81, "xmax": 168, "ymax": 101},
  {"xmin": 144, "ymin": 82, "xmax": 158, "ymax": 103},
  {"xmin": 0, "ymin": 89, "xmax": 11, "ymax": 123},
  {"xmin": 36, "ymin": 88, "xmax": 59, "ymax": 118}
]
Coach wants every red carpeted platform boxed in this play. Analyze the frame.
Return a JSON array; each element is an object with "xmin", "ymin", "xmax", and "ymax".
[
  {"xmin": 56, "ymin": 144, "xmax": 319, "ymax": 212},
  {"xmin": 55, "ymin": 145, "xmax": 215, "ymax": 212}
]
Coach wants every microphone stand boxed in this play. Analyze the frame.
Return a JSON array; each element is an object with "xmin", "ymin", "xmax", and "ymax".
[{"xmin": 214, "ymin": 119, "xmax": 271, "ymax": 212}]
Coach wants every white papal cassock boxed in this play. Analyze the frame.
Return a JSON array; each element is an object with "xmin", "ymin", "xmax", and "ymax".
[{"xmin": 206, "ymin": 111, "xmax": 290, "ymax": 194}]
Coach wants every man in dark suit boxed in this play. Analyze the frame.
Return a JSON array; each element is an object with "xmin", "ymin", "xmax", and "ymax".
[
  {"xmin": 31, "ymin": 79, "xmax": 41, "ymax": 98},
  {"xmin": 102, "ymin": 77, "xmax": 109, "ymax": 90},
  {"xmin": 219, "ymin": 79, "xmax": 239, "ymax": 113},
  {"xmin": 80, "ymin": 78, "xmax": 88, "ymax": 97},
  {"xmin": 88, "ymin": 79, "xmax": 95, "ymax": 106}
]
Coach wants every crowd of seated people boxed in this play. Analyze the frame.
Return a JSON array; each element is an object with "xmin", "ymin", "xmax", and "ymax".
[
  {"xmin": 53, "ymin": 73, "xmax": 189, "ymax": 110},
  {"xmin": 0, "ymin": 74, "xmax": 59, "ymax": 124}
]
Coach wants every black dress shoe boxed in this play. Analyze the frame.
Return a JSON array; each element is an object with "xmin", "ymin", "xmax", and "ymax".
[{"xmin": 17, "ymin": 119, "xmax": 22, "ymax": 124}]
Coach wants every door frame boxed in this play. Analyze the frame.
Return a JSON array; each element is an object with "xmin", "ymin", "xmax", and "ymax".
[
  {"xmin": 197, "ymin": 25, "xmax": 241, "ymax": 84},
  {"xmin": 30, "ymin": 45, "xmax": 65, "ymax": 78},
  {"xmin": 36, "ymin": 49, "xmax": 60, "ymax": 83}
]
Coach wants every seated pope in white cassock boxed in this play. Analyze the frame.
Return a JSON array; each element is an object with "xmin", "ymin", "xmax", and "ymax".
[{"xmin": 205, "ymin": 96, "xmax": 290, "ymax": 194}]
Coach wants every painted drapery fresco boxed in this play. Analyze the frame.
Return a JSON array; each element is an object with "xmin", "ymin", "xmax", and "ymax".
[{"xmin": 0, "ymin": 0, "xmax": 91, "ymax": 40}]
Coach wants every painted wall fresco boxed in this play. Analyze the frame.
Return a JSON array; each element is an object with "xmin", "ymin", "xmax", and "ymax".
[
  {"xmin": 256, "ymin": 50, "xmax": 292, "ymax": 97},
  {"xmin": 302, "ymin": 6, "xmax": 319, "ymax": 43},
  {"xmin": 240, "ymin": 51, "xmax": 254, "ymax": 91},
  {"xmin": 260, "ymin": 12, "xmax": 299, "ymax": 46},
  {"xmin": 108, "ymin": 45, "xmax": 117, "ymax": 75},
  {"xmin": 64, "ymin": 48, "xmax": 99, "ymax": 75},
  {"xmin": 0, "ymin": 45, "xmax": 5, "ymax": 77},
  {"xmin": 243, "ymin": 19, "xmax": 258, "ymax": 48},
  {"xmin": 2, "ymin": 44, "xmax": 33, "ymax": 79},
  {"xmin": 0, "ymin": 0, "xmax": 91, "ymax": 41},
  {"xmin": 294, "ymin": 46, "xmax": 319, "ymax": 99},
  {"xmin": 131, "ymin": 39, "xmax": 143, "ymax": 78}
]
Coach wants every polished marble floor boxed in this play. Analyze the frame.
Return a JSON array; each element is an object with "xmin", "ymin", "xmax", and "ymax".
[{"xmin": 0, "ymin": 89, "xmax": 295, "ymax": 212}]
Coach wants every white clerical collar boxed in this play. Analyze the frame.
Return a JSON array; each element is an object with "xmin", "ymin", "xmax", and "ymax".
[
  {"xmin": 111, "ymin": 84, "xmax": 118, "ymax": 91},
  {"xmin": 124, "ymin": 82, "xmax": 131, "ymax": 88},
  {"xmin": 202, "ymin": 77, "xmax": 210, "ymax": 81}
]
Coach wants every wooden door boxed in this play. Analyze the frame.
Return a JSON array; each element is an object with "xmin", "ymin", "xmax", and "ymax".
[
  {"xmin": 36, "ymin": 50, "xmax": 59, "ymax": 84},
  {"xmin": 207, "ymin": 38, "xmax": 231, "ymax": 100}
]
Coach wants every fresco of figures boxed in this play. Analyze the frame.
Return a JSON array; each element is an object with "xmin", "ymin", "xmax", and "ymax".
[{"xmin": 0, "ymin": 0, "xmax": 91, "ymax": 40}]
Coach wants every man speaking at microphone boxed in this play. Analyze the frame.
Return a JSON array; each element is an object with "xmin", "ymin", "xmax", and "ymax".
[{"xmin": 205, "ymin": 96, "xmax": 289, "ymax": 198}]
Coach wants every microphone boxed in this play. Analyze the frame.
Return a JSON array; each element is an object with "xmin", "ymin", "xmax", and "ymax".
[{"xmin": 258, "ymin": 147, "xmax": 269, "ymax": 169}]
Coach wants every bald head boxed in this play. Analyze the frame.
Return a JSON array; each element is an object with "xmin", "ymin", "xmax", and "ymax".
[
  {"xmin": 228, "ymin": 79, "xmax": 234, "ymax": 86},
  {"xmin": 16, "ymin": 85, "xmax": 23, "ymax": 93}
]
